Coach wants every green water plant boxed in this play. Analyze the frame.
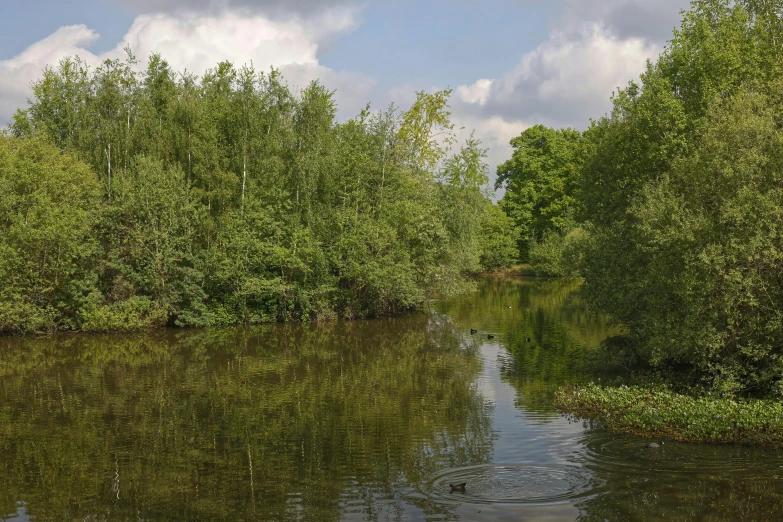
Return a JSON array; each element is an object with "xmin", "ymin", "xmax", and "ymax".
[{"xmin": 555, "ymin": 383, "xmax": 783, "ymax": 447}]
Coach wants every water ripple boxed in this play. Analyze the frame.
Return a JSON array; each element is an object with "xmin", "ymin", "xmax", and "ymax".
[
  {"xmin": 579, "ymin": 432, "xmax": 783, "ymax": 477},
  {"xmin": 423, "ymin": 463, "xmax": 596, "ymax": 505}
]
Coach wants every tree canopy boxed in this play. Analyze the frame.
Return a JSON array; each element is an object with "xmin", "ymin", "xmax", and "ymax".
[
  {"xmin": 498, "ymin": 0, "xmax": 783, "ymax": 396},
  {"xmin": 1, "ymin": 54, "xmax": 517, "ymax": 333},
  {"xmin": 495, "ymin": 125, "xmax": 582, "ymax": 259}
]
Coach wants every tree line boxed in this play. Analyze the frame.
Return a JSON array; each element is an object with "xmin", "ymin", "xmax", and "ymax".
[
  {"xmin": 497, "ymin": 0, "xmax": 783, "ymax": 397},
  {"xmin": 0, "ymin": 53, "xmax": 518, "ymax": 333}
]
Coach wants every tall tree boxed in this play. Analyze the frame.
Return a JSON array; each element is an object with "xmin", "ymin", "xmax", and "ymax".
[{"xmin": 496, "ymin": 125, "xmax": 582, "ymax": 259}]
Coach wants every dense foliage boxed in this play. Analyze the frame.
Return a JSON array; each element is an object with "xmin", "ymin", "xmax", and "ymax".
[
  {"xmin": 477, "ymin": 201, "xmax": 520, "ymax": 270},
  {"xmin": 1, "ymin": 54, "xmax": 517, "ymax": 333},
  {"xmin": 499, "ymin": 0, "xmax": 783, "ymax": 396},
  {"xmin": 527, "ymin": 227, "xmax": 588, "ymax": 277},
  {"xmin": 581, "ymin": 0, "xmax": 783, "ymax": 396},
  {"xmin": 495, "ymin": 125, "xmax": 582, "ymax": 260}
]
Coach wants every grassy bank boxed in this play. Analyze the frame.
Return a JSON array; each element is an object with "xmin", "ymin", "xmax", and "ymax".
[{"xmin": 554, "ymin": 383, "xmax": 783, "ymax": 447}]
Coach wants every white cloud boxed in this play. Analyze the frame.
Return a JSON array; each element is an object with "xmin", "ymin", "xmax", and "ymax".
[
  {"xmin": 371, "ymin": 0, "xmax": 682, "ymax": 193},
  {"xmin": 558, "ymin": 0, "xmax": 689, "ymax": 43},
  {"xmin": 441, "ymin": 24, "xmax": 658, "ymax": 193},
  {"xmin": 377, "ymin": 23, "xmax": 656, "ymax": 194},
  {"xmin": 120, "ymin": 0, "xmax": 369, "ymax": 18},
  {"xmin": 455, "ymin": 25, "xmax": 657, "ymax": 130},
  {"xmin": 0, "ymin": 8, "xmax": 373, "ymax": 127},
  {"xmin": 0, "ymin": 25, "xmax": 102, "ymax": 123},
  {"xmin": 452, "ymin": 114, "xmax": 526, "ymax": 178},
  {"xmin": 111, "ymin": 9, "xmax": 361, "ymax": 72},
  {"xmin": 456, "ymin": 78, "xmax": 493, "ymax": 106}
]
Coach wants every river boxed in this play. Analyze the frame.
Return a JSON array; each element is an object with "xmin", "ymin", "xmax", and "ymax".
[{"xmin": 1, "ymin": 277, "xmax": 782, "ymax": 521}]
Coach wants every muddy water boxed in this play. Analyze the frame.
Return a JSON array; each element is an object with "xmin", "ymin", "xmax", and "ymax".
[{"xmin": 1, "ymin": 278, "xmax": 782, "ymax": 521}]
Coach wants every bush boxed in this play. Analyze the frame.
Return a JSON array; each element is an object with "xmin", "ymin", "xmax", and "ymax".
[
  {"xmin": 0, "ymin": 137, "xmax": 102, "ymax": 332},
  {"xmin": 79, "ymin": 294, "xmax": 168, "ymax": 332},
  {"xmin": 478, "ymin": 203, "xmax": 519, "ymax": 270},
  {"xmin": 579, "ymin": 1, "xmax": 783, "ymax": 396},
  {"xmin": 586, "ymin": 91, "xmax": 783, "ymax": 396},
  {"xmin": 529, "ymin": 227, "xmax": 588, "ymax": 277}
]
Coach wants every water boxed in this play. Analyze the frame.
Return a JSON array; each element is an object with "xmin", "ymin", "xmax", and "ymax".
[{"xmin": 1, "ymin": 277, "xmax": 782, "ymax": 521}]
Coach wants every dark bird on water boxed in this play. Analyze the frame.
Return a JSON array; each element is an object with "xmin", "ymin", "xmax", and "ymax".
[
  {"xmin": 525, "ymin": 337, "xmax": 531, "ymax": 342},
  {"xmin": 646, "ymin": 441, "xmax": 664, "ymax": 448},
  {"xmin": 470, "ymin": 329, "xmax": 478, "ymax": 334},
  {"xmin": 487, "ymin": 334, "xmax": 495, "ymax": 339},
  {"xmin": 449, "ymin": 483, "xmax": 466, "ymax": 492}
]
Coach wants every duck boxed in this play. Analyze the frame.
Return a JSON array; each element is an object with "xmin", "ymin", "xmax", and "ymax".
[
  {"xmin": 449, "ymin": 483, "xmax": 467, "ymax": 492},
  {"xmin": 470, "ymin": 328, "xmax": 478, "ymax": 334},
  {"xmin": 525, "ymin": 337, "xmax": 531, "ymax": 342},
  {"xmin": 507, "ymin": 306, "xmax": 512, "ymax": 309},
  {"xmin": 646, "ymin": 441, "xmax": 664, "ymax": 448},
  {"xmin": 487, "ymin": 334, "xmax": 495, "ymax": 339}
]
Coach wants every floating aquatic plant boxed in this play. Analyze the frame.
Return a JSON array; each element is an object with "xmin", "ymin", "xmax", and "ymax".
[{"xmin": 554, "ymin": 383, "xmax": 783, "ymax": 447}]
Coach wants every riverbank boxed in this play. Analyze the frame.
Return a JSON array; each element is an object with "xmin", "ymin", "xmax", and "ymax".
[
  {"xmin": 478, "ymin": 264, "xmax": 536, "ymax": 277},
  {"xmin": 554, "ymin": 383, "xmax": 783, "ymax": 447}
]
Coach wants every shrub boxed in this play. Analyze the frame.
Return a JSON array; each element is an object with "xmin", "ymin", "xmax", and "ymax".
[
  {"xmin": 529, "ymin": 227, "xmax": 588, "ymax": 277},
  {"xmin": 0, "ymin": 137, "xmax": 102, "ymax": 332},
  {"xmin": 479, "ymin": 203, "xmax": 519, "ymax": 270}
]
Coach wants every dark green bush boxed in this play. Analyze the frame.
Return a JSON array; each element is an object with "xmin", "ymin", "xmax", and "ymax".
[
  {"xmin": 529, "ymin": 227, "xmax": 588, "ymax": 277},
  {"xmin": 0, "ymin": 138, "xmax": 102, "ymax": 333}
]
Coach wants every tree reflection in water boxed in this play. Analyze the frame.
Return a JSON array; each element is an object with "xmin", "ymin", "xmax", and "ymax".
[
  {"xmin": 0, "ymin": 314, "xmax": 493, "ymax": 521},
  {"xmin": 4, "ymin": 278, "xmax": 783, "ymax": 521}
]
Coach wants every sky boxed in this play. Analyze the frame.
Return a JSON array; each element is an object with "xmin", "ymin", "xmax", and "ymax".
[{"xmin": 0, "ymin": 0, "xmax": 691, "ymax": 189}]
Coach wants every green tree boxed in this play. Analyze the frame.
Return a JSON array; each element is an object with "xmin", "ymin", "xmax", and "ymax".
[
  {"xmin": 478, "ymin": 202, "xmax": 519, "ymax": 270},
  {"xmin": 85, "ymin": 156, "xmax": 205, "ymax": 331},
  {"xmin": 0, "ymin": 137, "xmax": 102, "ymax": 332},
  {"xmin": 398, "ymin": 89, "xmax": 457, "ymax": 174},
  {"xmin": 496, "ymin": 125, "xmax": 582, "ymax": 260},
  {"xmin": 580, "ymin": 0, "xmax": 783, "ymax": 395},
  {"xmin": 3, "ymin": 54, "xmax": 502, "ymax": 333}
]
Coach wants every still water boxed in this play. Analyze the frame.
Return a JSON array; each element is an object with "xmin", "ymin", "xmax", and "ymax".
[{"xmin": 2, "ymin": 278, "xmax": 783, "ymax": 521}]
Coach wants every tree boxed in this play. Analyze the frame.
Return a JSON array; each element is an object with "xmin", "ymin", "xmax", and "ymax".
[
  {"xmin": 398, "ymin": 89, "xmax": 457, "ymax": 174},
  {"xmin": 496, "ymin": 125, "xmax": 582, "ymax": 260},
  {"xmin": 580, "ymin": 0, "xmax": 783, "ymax": 395},
  {"xmin": 478, "ymin": 202, "xmax": 519, "ymax": 271},
  {"xmin": 3, "ymin": 53, "xmax": 502, "ymax": 332},
  {"xmin": 0, "ymin": 137, "xmax": 102, "ymax": 332}
]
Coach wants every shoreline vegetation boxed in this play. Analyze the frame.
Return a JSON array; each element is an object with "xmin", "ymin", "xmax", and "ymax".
[
  {"xmin": 494, "ymin": 0, "xmax": 783, "ymax": 448},
  {"xmin": 4, "ymin": 0, "xmax": 783, "ymax": 450},
  {"xmin": 554, "ymin": 383, "xmax": 783, "ymax": 448},
  {"xmin": 477, "ymin": 264, "xmax": 536, "ymax": 278},
  {"xmin": 0, "ymin": 56, "xmax": 519, "ymax": 335}
]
